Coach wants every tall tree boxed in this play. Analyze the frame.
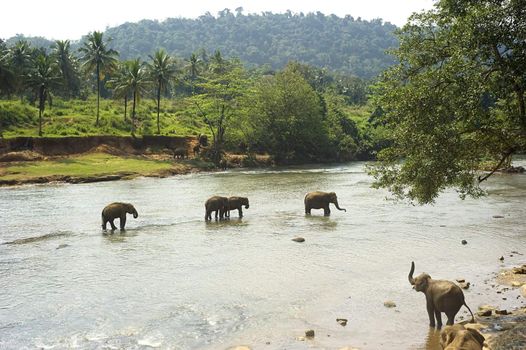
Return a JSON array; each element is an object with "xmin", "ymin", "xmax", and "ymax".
[
  {"xmin": 51, "ymin": 40, "xmax": 80, "ymax": 98},
  {"xmin": 26, "ymin": 54, "xmax": 61, "ymax": 136},
  {"xmin": 107, "ymin": 61, "xmax": 133, "ymax": 121},
  {"xmin": 79, "ymin": 31, "xmax": 118, "ymax": 126},
  {"xmin": 192, "ymin": 59, "xmax": 247, "ymax": 166},
  {"xmin": 9, "ymin": 40, "xmax": 32, "ymax": 99},
  {"xmin": 248, "ymin": 65, "xmax": 328, "ymax": 162},
  {"xmin": 126, "ymin": 58, "xmax": 150, "ymax": 134},
  {"xmin": 0, "ymin": 39, "xmax": 14, "ymax": 97},
  {"xmin": 370, "ymin": 0, "xmax": 526, "ymax": 204},
  {"xmin": 147, "ymin": 49, "xmax": 176, "ymax": 134}
]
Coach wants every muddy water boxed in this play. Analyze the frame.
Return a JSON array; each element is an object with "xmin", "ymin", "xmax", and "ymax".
[{"xmin": 0, "ymin": 161, "xmax": 525, "ymax": 349}]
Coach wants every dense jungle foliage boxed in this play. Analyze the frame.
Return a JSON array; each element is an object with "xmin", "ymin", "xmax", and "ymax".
[
  {"xmin": 369, "ymin": 0, "xmax": 526, "ymax": 203},
  {"xmin": 0, "ymin": 33, "xmax": 386, "ymax": 164},
  {"xmin": 6, "ymin": 10, "xmax": 398, "ymax": 79}
]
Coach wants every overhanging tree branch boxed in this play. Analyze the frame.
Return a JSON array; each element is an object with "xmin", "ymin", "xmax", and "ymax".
[{"xmin": 477, "ymin": 148, "xmax": 515, "ymax": 183}]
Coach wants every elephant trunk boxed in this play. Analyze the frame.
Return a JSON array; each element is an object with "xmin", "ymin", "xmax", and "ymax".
[
  {"xmin": 408, "ymin": 261, "xmax": 415, "ymax": 285},
  {"xmin": 132, "ymin": 209, "xmax": 138, "ymax": 218},
  {"xmin": 334, "ymin": 201, "xmax": 346, "ymax": 212}
]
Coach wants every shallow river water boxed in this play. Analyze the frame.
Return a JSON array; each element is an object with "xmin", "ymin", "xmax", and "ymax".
[{"xmin": 0, "ymin": 161, "xmax": 525, "ymax": 349}]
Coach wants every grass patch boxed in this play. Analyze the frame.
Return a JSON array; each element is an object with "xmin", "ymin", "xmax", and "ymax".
[{"xmin": 0, "ymin": 153, "xmax": 175, "ymax": 181}]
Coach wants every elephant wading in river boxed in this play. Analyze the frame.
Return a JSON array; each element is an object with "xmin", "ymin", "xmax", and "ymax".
[
  {"xmin": 226, "ymin": 196, "xmax": 249, "ymax": 218},
  {"xmin": 440, "ymin": 324, "xmax": 485, "ymax": 350},
  {"xmin": 408, "ymin": 261, "xmax": 475, "ymax": 328},
  {"xmin": 304, "ymin": 191, "xmax": 346, "ymax": 216},
  {"xmin": 102, "ymin": 202, "xmax": 138, "ymax": 230},
  {"xmin": 205, "ymin": 196, "xmax": 228, "ymax": 221}
]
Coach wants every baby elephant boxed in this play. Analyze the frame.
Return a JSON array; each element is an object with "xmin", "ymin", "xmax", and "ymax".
[
  {"xmin": 409, "ymin": 262, "xmax": 474, "ymax": 328},
  {"xmin": 102, "ymin": 202, "xmax": 138, "ymax": 230},
  {"xmin": 226, "ymin": 196, "xmax": 249, "ymax": 218},
  {"xmin": 440, "ymin": 324, "xmax": 485, "ymax": 350},
  {"xmin": 205, "ymin": 196, "xmax": 228, "ymax": 221}
]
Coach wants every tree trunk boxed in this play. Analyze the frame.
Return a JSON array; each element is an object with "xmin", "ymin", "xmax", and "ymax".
[
  {"xmin": 96, "ymin": 63, "xmax": 100, "ymax": 126},
  {"xmin": 38, "ymin": 108, "xmax": 43, "ymax": 137},
  {"xmin": 124, "ymin": 95, "xmax": 127, "ymax": 121},
  {"xmin": 131, "ymin": 91, "xmax": 137, "ymax": 134},
  {"xmin": 156, "ymin": 83, "xmax": 161, "ymax": 134}
]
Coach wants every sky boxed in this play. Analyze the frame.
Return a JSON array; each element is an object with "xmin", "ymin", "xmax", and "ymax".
[{"xmin": 1, "ymin": 0, "xmax": 436, "ymax": 41}]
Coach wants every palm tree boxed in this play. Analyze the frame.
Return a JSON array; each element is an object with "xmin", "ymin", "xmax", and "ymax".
[
  {"xmin": 79, "ymin": 31, "xmax": 118, "ymax": 126},
  {"xmin": 26, "ymin": 54, "xmax": 61, "ymax": 136},
  {"xmin": 185, "ymin": 53, "xmax": 201, "ymax": 95},
  {"xmin": 147, "ymin": 49, "xmax": 176, "ymax": 134},
  {"xmin": 107, "ymin": 61, "xmax": 132, "ymax": 121},
  {"xmin": 0, "ymin": 41, "xmax": 14, "ymax": 97},
  {"xmin": 9, "ymin": 40, "xmax": 32, "ymax": 99},
  {"xmin": 126, "ymin": 58, "xmax": 150, "ymax": 134},
  {"xmin": 52, "ymin": 40, "xmax": 80, "ymax": 98}
]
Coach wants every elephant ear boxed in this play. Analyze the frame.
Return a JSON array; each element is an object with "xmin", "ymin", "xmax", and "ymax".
[{"xmin": 467, "ymin": 328, "xmax": 485, "ymax": 346}]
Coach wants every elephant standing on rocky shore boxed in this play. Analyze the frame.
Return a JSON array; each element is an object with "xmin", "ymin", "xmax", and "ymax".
[
  {"xmin": 304, "ymin": 191, "xmax": 346, "ymax": 216},
  {"xmin": 205, "ymin": 196, "xmax": 228, "ymax": 221},
  {"xmin": 102, "ymin": 202, "xmax": 138, "ymax": 230},
  {"xmin": 226, "ymin": 196, "xmax": 249, "ymax": 218},
  {"xmin": 408, "ymin": 261, "xmax": 475, "ymax": 328}
]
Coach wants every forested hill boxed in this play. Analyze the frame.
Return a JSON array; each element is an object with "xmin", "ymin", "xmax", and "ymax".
[
  {"xmin": 105, "ymin": 11, "xmax": 398, "ymax": 79},
  {"xmin": 6, "ymin": 10, "xmax": 399, "ymax": 79}
]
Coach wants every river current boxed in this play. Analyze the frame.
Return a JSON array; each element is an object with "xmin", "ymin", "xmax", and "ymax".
[{"xmin": 0, "ymin": 161, "xmax": 525, "ymax": 349}]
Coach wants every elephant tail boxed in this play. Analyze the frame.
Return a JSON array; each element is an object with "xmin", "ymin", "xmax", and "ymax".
[
  {"xmin": 101, "ymin": 212, "xmax": 105, "ymax": 229},
  {"xmin": 463, "ymin": 301, "xmax": 475, "ymax": 323}
]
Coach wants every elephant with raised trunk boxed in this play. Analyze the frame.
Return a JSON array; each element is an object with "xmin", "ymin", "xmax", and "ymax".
[
  {"xmin": 205, "ymin": 196, "xmax": 228, "ymax": 221},
  {"xmin": 102, "ymin": 202, "xmax": 138, "ymax": 230},
  {"xmin": 226, "ymin": 196, "xmax": 249, "ymax": 218},
  {"xmin": 304, "ymin": 191, "xmax": 346, "ymax": 216},
  {"xmin": 440, "ymin": 324, "xmax": 485, "ymax": 350},
  {"xmin": 408, "ymin": 261, "xmax": 474, "ymax": 328}
]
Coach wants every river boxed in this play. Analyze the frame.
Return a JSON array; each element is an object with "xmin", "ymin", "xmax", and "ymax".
[{"xmin": 0, "ymin": 161, "xmax": 525, "ymax": 349}]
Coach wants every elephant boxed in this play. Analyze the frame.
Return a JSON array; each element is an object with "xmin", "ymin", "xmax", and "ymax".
[
  {"xmin": 226, "ymin": 196, "xmax": 249, "ymax": 218},
  {"xmin": 205, "ymin": 196, "xmax": 228, "ymax": 221},
  {"xmin": 173, "ymin": 147, "xmax": 189, "ymax": 159},
  {"xmin": 101, "ymin": 202, "xmax": 138, "ymax": 230},
  {"xmin": 304, "ymin": 191, "xmax": 346, "ymax": 216},
  {"xmin": 440, "ymin": 324, "xmax": 485, "ymax": 350},
  {"xmin": 193, "ymin": 144, "xmax": 201, "ymax": 156},
  {"xmin": 408, "ymin": 261, "xmax": 475, "ymax": 328},
  {"xmin": 198, "ymin": 134, "xmax": 208, "ymax": 146}
]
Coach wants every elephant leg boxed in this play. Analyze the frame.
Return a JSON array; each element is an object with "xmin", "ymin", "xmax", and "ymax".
[
  {"xmin": 427, "ymin": 302, "xmax": 436, "ymax": 328},
  {"xmin": 214, "ymin": 210, "xmax": 219, "ymax": 220},
  {"xmin": 120, "ymin": 215, "xmax": 126, "ymax": 230},
  {"xmin": 109, "ymin": 219, "xmax": 117, "ymax": 230},
  {"xmin": 305, "ymin": 206, "xmax": 311, "ymax": 215},
  {"xmin": 445, "ymin": 312, "xmax": 456, "ymax": 326},
  {"xmin": 238, "ymin": 208, "xmax": 243, "ymax": 217},
  {"xmin": 324, "ymin": 206, "xmax": 331, "ymax": 216},
  {"xmin": 102, "ymin": 219, "xmax": 108, "ymax": 230},
  {"xmin": 434, "ymin": 309, "xmax": 443, "ymax": 329}
]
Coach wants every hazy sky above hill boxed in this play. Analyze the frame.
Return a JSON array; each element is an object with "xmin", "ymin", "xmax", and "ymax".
[{"xmin": 2, "ymin": 0, "xmax": 435, "ymax": 40}]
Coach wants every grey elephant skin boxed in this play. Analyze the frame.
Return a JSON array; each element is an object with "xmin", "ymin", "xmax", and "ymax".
[
  {"xmin": 226, "ymin": 196, "xmax": 249, "ymax": 218},
  {"xmin": 304, "ymin": 191, "xmax": 346, "ymax": 216},
  {"xmin": 205, "ymin": 196, "xmax": 228, "ymax": 221},
  {"xmin": 102, "ymin": 202, "xmax": 138, "ymax": 230},
  {"xmin": 408, "ymin": 261, "xmax": 474, "ymax": 328},
  {"xmin": 173, "ymin": 147, "xmax": 189, "ymax": 159},
  {"xmin": 440, "ymin": 324, "xmax": 484, "ymax": 350}
]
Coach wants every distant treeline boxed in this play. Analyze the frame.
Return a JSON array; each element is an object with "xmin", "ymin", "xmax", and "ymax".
[{"xmin": 6, "ymin": 9, "xmax": 398, "ymax": 79}]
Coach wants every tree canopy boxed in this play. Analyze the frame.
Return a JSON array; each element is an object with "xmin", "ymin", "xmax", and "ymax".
[
  {"xmin": 86, "ymin": 11, "xmax": 397, "ymax": 79},
  {"xmin": 369, "ymin": 0, "xmax": 526, "ymax": 204}
]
